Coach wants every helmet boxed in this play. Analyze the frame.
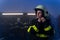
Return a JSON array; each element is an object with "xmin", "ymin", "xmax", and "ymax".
[
  {"xmin": 35, "ymin": 5, "xmax": 45, "ymax": 11},
  {"xmin": 35, "ymin": 5, "xmax": 49, "ymax": 17}
]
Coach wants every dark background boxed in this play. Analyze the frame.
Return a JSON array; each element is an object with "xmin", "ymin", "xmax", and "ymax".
[{"xmin": 0, "ymin": 0, "xmax": 60, "ymax": 40}]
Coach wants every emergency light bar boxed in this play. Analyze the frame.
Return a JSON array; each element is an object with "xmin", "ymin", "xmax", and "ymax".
[
  {"xmin": 2, "ymin": 13, "xmax": 23, "ymax": 15},
  {"xmin": 27, "ymin": 13, "xmax": 35, "ymax": 15}
]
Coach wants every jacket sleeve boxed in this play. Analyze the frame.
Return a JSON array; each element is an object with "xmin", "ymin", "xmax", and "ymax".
[
  {"xmin": 44, "ymin": 19, "xmax": 54, "ymax": 38},
  {"xmin": 27, "ymin": 19, "xmax": 38, "ymax": 36}
]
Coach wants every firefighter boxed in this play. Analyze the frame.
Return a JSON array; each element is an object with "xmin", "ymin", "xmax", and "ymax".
[{"xmin": 27, "ymin": 5, "xmax": 54, "ymax": 40}]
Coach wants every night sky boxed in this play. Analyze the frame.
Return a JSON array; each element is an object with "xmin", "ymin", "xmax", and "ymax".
[{"xmin": 0, "ymin": 0, "xmax": 60, "ymax": 17}]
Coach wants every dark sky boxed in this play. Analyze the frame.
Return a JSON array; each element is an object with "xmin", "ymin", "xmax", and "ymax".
[{"xmin": 0, "ymin": 0, "xmax": 60, "ymax": 17}]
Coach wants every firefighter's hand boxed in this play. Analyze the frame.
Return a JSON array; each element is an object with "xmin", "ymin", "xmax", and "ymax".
[
  {"xmin": 38, "ymin": 18, "xmax": 41, "ymax": 22},
  {"xmin": 41, "ymin": 17, "xmax": 46, "ymax": 22}
]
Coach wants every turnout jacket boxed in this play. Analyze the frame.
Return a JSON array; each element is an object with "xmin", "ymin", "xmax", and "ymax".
[{"xmin": 27, "ymin": 18, "xmax": 54, "ymax": 38}]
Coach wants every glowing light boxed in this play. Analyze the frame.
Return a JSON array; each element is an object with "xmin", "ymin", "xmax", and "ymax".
[
  {"xmin": 27, "ymin": 13, "xmax": 35, "ymax": 15},
  {"xmin": 2, "ymin": 13, "xmax": 23, "ymax": 15}
]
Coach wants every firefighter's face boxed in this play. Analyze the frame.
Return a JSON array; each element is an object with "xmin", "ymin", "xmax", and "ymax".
[{"xmin": 36, "ymin": 10, "xmax": 42, "ymax": 18}]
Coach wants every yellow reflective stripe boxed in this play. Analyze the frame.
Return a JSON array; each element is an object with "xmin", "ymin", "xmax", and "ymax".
[
  {"xmin": 39, "ymin": 34, "xmax": 47, "ymax": 37},
  {"xmin": 36, "ymin": 34, "xmax": 47, "ymax": 38},
  {"xmin": 27, "ymin": 25, "xmax": 39, "ymax": 32},
  {"xmin": 32, "ymin": 25, "xmax": 39, "ymax": 32},
  {"xmin": 44, "ymin": 25, "xmax": 52, "ymax": 31},
  {"xmin": 27, "ymin": 26, "xmax": 32, "ymax": 32}
]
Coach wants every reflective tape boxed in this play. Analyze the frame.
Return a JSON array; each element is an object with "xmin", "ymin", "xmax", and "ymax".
[
  {"xmin": 44, "ymin": 25, "xmax": 52, "ymax": 31},
  {"xmin": 27, "ymin": 25, "xmax": 39, "ymax": 32},
  {"xmin": 32, "ymin": 25, "xmax": 39, "ymax": 32},
  {"xmin": 27, "ymin": 26, "xmax": 32, "ymax": 32},
  {"xmin": 36, "ymin": 34, "xmax": 47, "ymax": 38}
]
